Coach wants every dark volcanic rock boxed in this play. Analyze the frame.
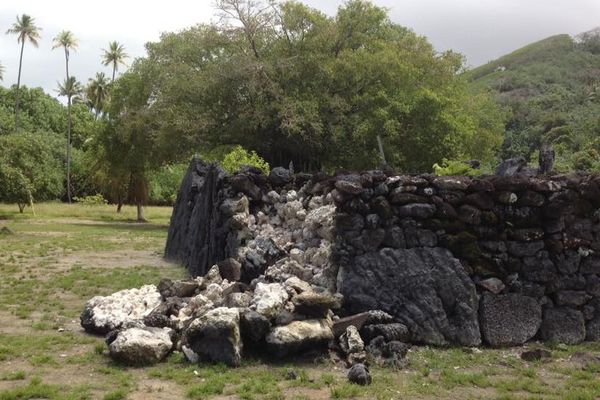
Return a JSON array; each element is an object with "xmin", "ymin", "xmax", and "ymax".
[
  {"xmin": 479, "ymin": 293, "xmax": 542, "ymax": 347},
  {"xmin": 240, "ymin": 310, "xmax": 271, "ymax": 343},
  {"xmin": 521, "ymin": 349, "xmax": 552, "ymax": 362},
  {"xmin": 360, "ymin": 323, "xmax": 410, "ymax": 343},
  {"xmin": 495, "ymin": 157, "xmax": 527, "ymax": 177},
  {"xmin": 268, "ymin": 167, "xmax": 292, "ymax": 186},
  {"xmin": 347, "ymin": 364, "xmax": 372, "ymax": 385},
  {"xmin": 540, "ymin": 307, "xmax": 585, "ymax": 345},
  {"xmin": 164, "ymin": 158, "xmax": 235, "ymax": 277},
  {"xmin": 338, "ymin": 247, "xmax": 481, "ymax": 346},
  {"xmin": 397, "ymin": 203, "xmax": 436, "ymax": 219},
  {"xmin": 183, "ymin": 307, "xmax": 242, "ymax": 367}
]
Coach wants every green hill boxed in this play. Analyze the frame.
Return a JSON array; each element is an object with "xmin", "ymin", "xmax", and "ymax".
[{"xmin": 467, "ymin": 31, "xmax": 600, "ymax": 171}]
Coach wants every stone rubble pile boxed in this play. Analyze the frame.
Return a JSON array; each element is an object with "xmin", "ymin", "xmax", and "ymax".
[{"xmin": 81, "ymin": 269, "xmax": 409, "ymax": 368}]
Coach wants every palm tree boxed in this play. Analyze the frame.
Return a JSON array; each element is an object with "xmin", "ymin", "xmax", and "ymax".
[
  {"xmin": 57, "ymin": 77, "xmax": 83, "ymax": 204},
  {"xmin": 53, "ymin": 30, "xmax": 78, "ymax": 204},
  {"xmin": 6, "ymin": 14, "xmax": 42, "ymax": 132},
  {"xmin": 101, "ymin": 41, "xmax": 128, "ymax": 82},
  {"xmin": 0, "ymin": 62, "xmax": 4, "ymax": 81},
  {"xmin": 86, "ymin": 72, "xmax": 110, "ymax": 119}
]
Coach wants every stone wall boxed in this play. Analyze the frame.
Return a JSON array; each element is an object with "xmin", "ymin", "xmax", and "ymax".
[{"xmin": 166, "ymin": 158, "xmax": 600, "ymax": 347}]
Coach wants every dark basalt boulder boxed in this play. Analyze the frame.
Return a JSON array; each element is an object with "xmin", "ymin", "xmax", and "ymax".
[
  {"xmin": 360, "ymin": 323, "xmax": 410, "ymax": 344},
  {"xmin": 338, "ymin": 247, "xmax": 481, "ymax": 346},
  {"xmin": 479, "ymin": 293, "xmax": 542, "ymax": 347},
  {"xmin": 268, "ymin": 167, "xmax": 292, "ymax": 186},
  {"xmin": 540, "ymin": 307, "xmax": 585, "ymax": 345},
  {"xmin": 347, "ymin": 363, "xmax": 372, "ymax": 385}
]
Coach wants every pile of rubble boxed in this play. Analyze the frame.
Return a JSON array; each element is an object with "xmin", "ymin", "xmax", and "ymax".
[{"xmin": 81, "ymin": 269, "xmax": 409, "ymax": 373}]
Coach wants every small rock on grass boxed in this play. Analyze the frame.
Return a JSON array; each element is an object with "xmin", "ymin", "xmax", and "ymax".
[
  {"xmin": 521, "ymin": 348, "xmax": 552, "ymax": 362},
  {"xmin": 347, "ymin": 363, "xmax": 372, "ymax": 385}
]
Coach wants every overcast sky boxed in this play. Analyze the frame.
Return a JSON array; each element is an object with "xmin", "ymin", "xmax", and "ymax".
[{"xmin": 0, "ymin": 0, "xmax": 598, "ymax": 97}]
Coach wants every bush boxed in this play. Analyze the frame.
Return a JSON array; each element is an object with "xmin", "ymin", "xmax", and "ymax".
[
  {"xmin": 221, "ymin": 146, "xmax": 270, "ymax": 175},
  {"xmin": 73, "ymin": 194, "xmax": 108, "ymax": 205},
  {"xmin": 432, "ymin": 159, "xmax": 482, "ymax": 176},
  {"xmin": 148, "ymin": 163, "xmax": 187, "ymax": 205}
]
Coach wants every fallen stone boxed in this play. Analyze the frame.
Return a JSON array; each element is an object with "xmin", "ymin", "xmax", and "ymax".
[
  {"xmin": 108, "ymin": 327, "xmax": 174, "ymax": 365},
  {"xmin": 360, "ymin": 323, "xmax": 410, "ymax": 344},
  {"xmin": 265, "ymin": 318, "xmax": 333, "ymax": 357},
  {"xmin": 81, "ymin": 285, "xmax": 162, "ymax": 334},
  {"xmin": 340, "ymin": 325, "xmax": 364, "ymax": 354},
  {"xmin": 521, "ymin": 349, "xmax": 552, "ymax": 362},
  {"xmin": 292, "ymin": 291, "xmax": 340, "ymax": 317},
  {"xmin": 240, "ymin": 310, "xmax": 271, "ymax": 343},
  {"xmin": 477, "ymin": 277, "xmax": 505, "ymax": 295},
  {"xmin": 183, "ymin": 307, "xmax": 242, "ymax": 367},
  {"xmin": 347, "ymin": 363, "xmax": 372, "ymax": 385},
  {"xmin": 251, "ymin": 282, "xmax": 289, "ymax": 319}
]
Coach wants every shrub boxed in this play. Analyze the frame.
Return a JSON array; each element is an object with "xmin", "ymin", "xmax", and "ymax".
[
  {"xmin": 148, "ymin": 163, "xmax": 187, "ymax": 205},
  {"xmin": 432, "ymin": 159, "xmax": 482, "ymax": 176},
  {"xmin": 221, "ymin": 146, "xmax": 270, "ymax": 175},
  {"xmin": 74, "ymin": 194, "xmax": 108, "ymax": 205}
]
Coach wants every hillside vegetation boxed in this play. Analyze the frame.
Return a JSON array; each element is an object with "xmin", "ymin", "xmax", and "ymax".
[{"xmin": 467, "ymin": 30, "xmax": 600, "ymax": 171}]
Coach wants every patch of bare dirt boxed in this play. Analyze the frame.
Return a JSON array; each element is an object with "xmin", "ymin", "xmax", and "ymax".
[{"xmin": 56, "ymin": 249, "xmax": 176, "ymax": 270}]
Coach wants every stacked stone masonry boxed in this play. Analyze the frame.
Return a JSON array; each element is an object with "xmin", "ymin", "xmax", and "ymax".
[{"xmin": 164, "ymin": 158, "xmax": 600, "ymax": 349}]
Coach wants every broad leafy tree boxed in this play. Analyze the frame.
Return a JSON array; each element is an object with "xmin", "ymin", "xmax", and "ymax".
[
  {"xmin": 132, "ymin": 0, "xmax": 505, "ymax": 172},
  {"xmin": 5, "ymin": 14, "xmax": 42, "ymax": 133},
  {"xmin": 53, "ymin": 30, "xmax": 79, "ymax": 203},
  {"xmin": 102, "ymin": 41, "xmax": 128, "ymax": 82}
]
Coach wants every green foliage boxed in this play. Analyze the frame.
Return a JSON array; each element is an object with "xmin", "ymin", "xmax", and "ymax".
[
  {"xmin": 221, "ymin": 146, "xmax": 270, "ymax": 175},
  {"xmin": 0, "ymin": 132, "xmax": 64, "ymax": 208},
  {"xmin": 148, "ymin": 163, "xmax": 187, "ymax": 205},
  {"xmin": 73, "ymin": 194, "xmax": 108, "ymax": 205},
  {"xmin": 432, "ymin": 159, "xmax": 482, "ymax": 176},
  {"xmin": 129, "ymin": 0, "xmax": 504, "ymax": 172},
  {"xmin": 468, "ymin": 30, "xmax": 600, "ymax": 172}
]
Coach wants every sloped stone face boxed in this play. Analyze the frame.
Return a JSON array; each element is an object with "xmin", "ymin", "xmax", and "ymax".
[
  {"xmin": 479, "ymin": 293, "xmax": 542, "ymax": 347},
  {"xmin": 81, "ymin": 285, "xmax": 162, "ymax": 334},
  {"xmin": 338, "ymin": 247, "xmax": 481, "ymax": 346}
]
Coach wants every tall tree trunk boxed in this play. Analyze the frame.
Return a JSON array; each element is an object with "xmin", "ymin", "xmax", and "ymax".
[
  {"xmin": 112, "ymin": 64, "xmax": 116, "ymax": 83},
  {"xmin": 117, "ymin": 193, "xmax": 123, "ymax": 213},
  {"xmin": 14, "ymin": 40, "xmax": 25, "ymax": 133},
  {"xmin": 67, "ymin": 95, "xmax": 72, "ymax": 203},
  {"xmin": 136, "ymin": 202, "xmax": 145, "ymax": 222},
  {"xmin": 65, "ymin": 48, "xmax": 72, "ymax": 204}
]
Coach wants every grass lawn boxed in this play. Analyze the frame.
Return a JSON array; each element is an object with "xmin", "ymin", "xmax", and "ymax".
[{"xmin": 1, "ymin": 202, "xmax": 600, "ymax": 399}]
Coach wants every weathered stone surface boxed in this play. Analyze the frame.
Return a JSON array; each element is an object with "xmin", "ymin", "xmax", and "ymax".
[
  {"xmin": 347, "ymin": 363, "xmax": 372, "ymax": 385},
  {"xmin": 339, "ymin": 247, "xmax": 481, "ymax": 346},
  {"xmin": 81, "ymin": 285, "xmax": 162, "ymax": 334},
  {"xmin": 240, "ymin": 310, "xmax": 271, "ymax": 343},
  {"xmin": 165, "ymin": 158, "xmax": 234, "ymax": 277},
  {"xmin": 268, "ymin": 167, "xmax": 292, "ymax": 186},
  {"xmin": 184, "ymin": 307, "xmax": 242, "ymax": 367},
  {"xmin": 157, "ymin": 279, "xmax": 199, "ymax": 299},
  {"xmin": 477, "ymin": 277, "xmax": 505, "ymax": 294},
  {"xmin": 540, "ymin": 307, "xmax": 585, "ymax": 344},
  {"xmin": 340, "ymin": 325, "xmax": 364, "ymax": 354},
  {"xmin": 265, "ymin": 319, "xmax": 333, "ymax": 357},
  {"xmin": 585, "ymin": 317, "xmax": 600, "ymax": 341},
  {"xmin": 292, "ymin": 291, "xmax": 340, "ymax": 317},
  {"xmin": 108, "ymin": 327, "xmax": 174, "ymax": 365},
  {"xmin": 360, "ymin": 323, "xmax": 410, "ymax": 344},
  {"xmin": 479, "ymin": 293, "xmax": 542, "ymax": 347},
  {"xmin": 397, "ymin": 203, "xmax": 436, "ymax": 219},
  {"xmin": 251, "ymin": 283, "xmax": 289, "ymax": 319}
]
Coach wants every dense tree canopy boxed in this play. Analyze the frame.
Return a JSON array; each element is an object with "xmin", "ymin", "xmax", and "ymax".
[{"xmin": 118, "ymin": 0, "xmax": 505, "ymax": 172}]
